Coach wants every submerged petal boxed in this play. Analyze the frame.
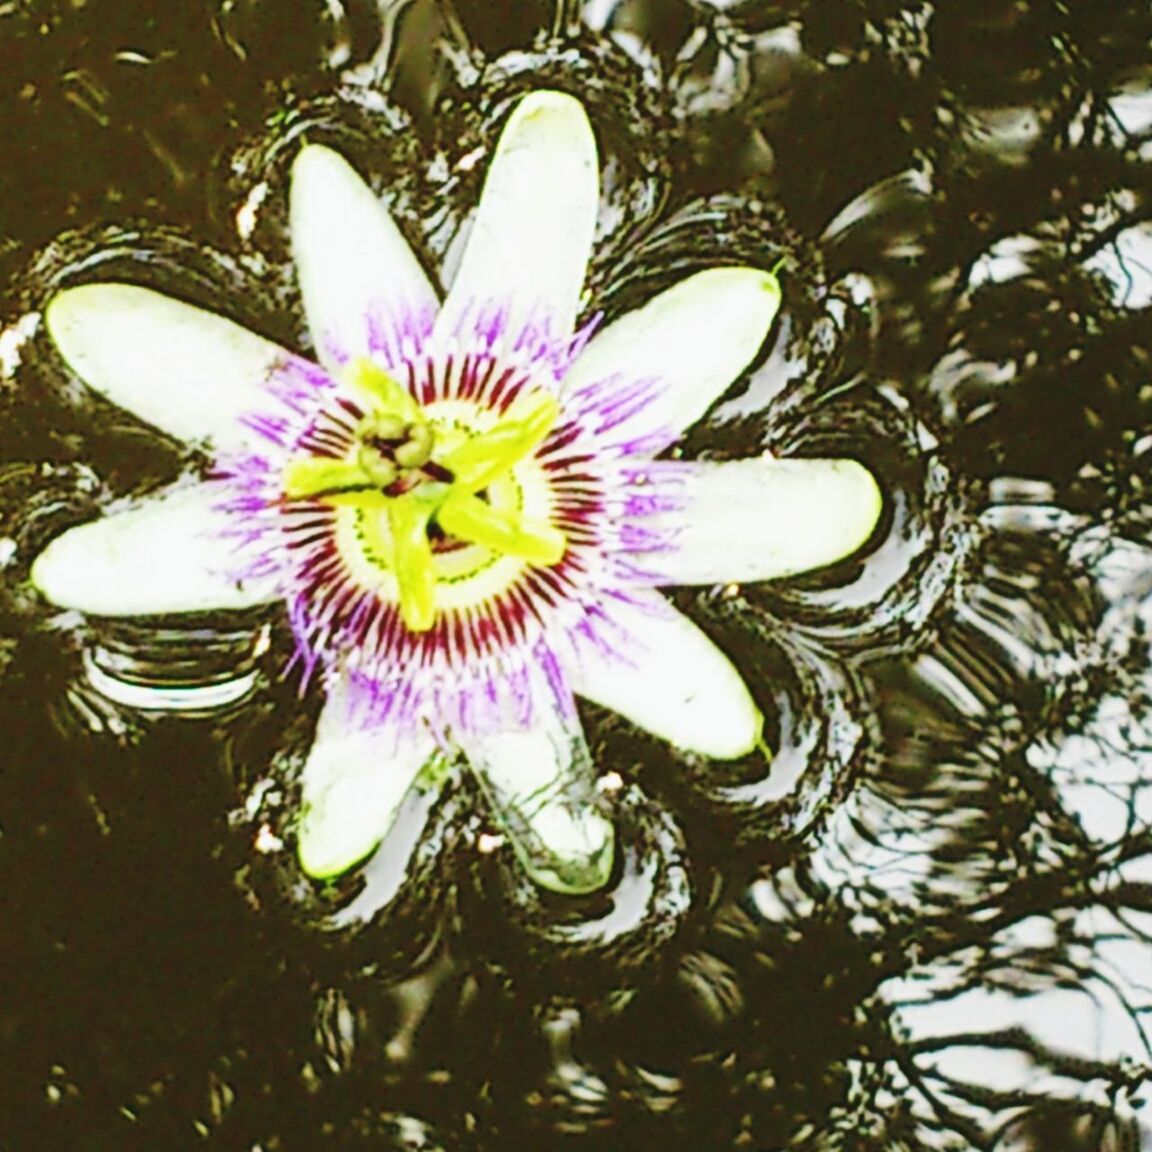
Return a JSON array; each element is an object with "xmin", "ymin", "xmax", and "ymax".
[
  {"xmin": 297, "ymin": 681, "xmax": 438, "ymax": 879},
  {"xmin": 465, "ymin": 683, "xmax": 615, "ymax": 895},
  {"xmin": 31, "ymin": 481, "xmax": 278, "ymax": 615},
  {"xmin": 47, "ymin": 284, "xmax": 288, "ymax": 451},
  {"xmin": 562, "ymin": 267, "xmax": 781, "ymax": 448},
  {"xmin": 290, "ymin": 144, "xmax": 438, "ymax": 370},
  {"xmin": 637, "ymin": 457, "xmax": 882, "ymax": 584},
  {"xmin": 568, "ymin": 590, "xmax": 763, "ymax": 760},
  {"xmin": 436, "ymin": 90, "xmax": 599, "ymax": 344}
]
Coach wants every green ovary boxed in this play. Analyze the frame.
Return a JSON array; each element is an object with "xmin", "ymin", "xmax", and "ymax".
[{"xmin": 281, "ymin": 360, "xmax": 567, "ymax": 632}]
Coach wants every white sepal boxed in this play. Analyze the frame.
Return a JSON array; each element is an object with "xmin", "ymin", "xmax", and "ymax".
[
  {"xmin": 436, "ymin": 90, "xmax": 599, "ymax": 347},
  {"xmin": 297, "ymin": 678, "xmax": 437, "ymax": 880},
  {"xmin": 31, "ymin": 481, "xmax": 279, "ymax": 615},
  {"xmin": 290, "ymin": 144, "xmax": 439, "ymax": 372},
  {"xmin": 563, "ymin": 267, "xmax": 781, "ymax": 444},
  {"xmin": 47, "ymin": 284, "xmax": 289, "ymax": 452},
  {"xmin": 640, "ymin": 457, "xmax": 882, "ymax": 584},
  {"xmin": 465, "ymin": 681, "xmax": 614, "ymax": 894},
  {"xmin": 567, "ymin": 590, "xmax": 763, "ymax": 761}
]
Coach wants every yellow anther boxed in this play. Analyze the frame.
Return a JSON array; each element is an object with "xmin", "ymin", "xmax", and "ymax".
[
  {"xmin": 283, "ymin": 456, "xmax": 372, "ymax": 500},
  {"xmin": 503, "ymin": 387, "xmax": 562, "ymax": 439},
  {"xmin": 440, "ymin": 389, "xmax": 561, "ymax": 493},
  {"xmin": 437, "ymin": 492, "xmax": 566, "ymax": 565},
  {"xmin": 346, "ymin": 358, "xmax": 422, "ymax": 423},
  {"xmin": 387, "ymin": 496, "xmax": 437, "ymax": 632},
  {"xmin": 324, "ymin": 489, "xmax": 390, "ymax": 509}
]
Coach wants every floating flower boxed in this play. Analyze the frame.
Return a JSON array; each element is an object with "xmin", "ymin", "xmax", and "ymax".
[{"xmin": 30, "ymin": 91, "xmax": 881, "ymax": 895}]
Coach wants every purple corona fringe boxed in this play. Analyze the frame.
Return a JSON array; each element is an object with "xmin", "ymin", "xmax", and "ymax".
[
  {"xmin": 212, "ymin": 297, "xmax": 689, "ymax": 746},
  {"xmin": 316, "ymin": 300, "xmax": 438, "ymax": 377}
]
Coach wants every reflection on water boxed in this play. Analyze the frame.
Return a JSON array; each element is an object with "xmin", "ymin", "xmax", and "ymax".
[{"xmin": 2, "ymin": 0, "xmax": 1152, "ymax": 1147}]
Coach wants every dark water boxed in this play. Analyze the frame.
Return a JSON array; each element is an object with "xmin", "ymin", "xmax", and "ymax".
[{"xmin": 2, "ymin": 0, "xmax": 1152, "ymax": 1148}]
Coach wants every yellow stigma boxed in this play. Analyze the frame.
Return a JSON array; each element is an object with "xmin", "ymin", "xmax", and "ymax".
[{"xmin": 281, "ymin": 360, "xmax": 567, "ymax": 632}]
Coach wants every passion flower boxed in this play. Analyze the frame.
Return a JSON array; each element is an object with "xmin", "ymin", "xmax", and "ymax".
[{"xmin": 31, "ymin": 91, "xmax": 882, "ymax": 894}]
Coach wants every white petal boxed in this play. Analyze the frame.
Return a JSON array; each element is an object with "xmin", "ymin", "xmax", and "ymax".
[
  {"xmin": 290, "ymin": 144, "xmax": 438, "ymax": 370},
  {"xmin": 436, "ymin": 90, "xmax": 599, "ymax": 344},
  {"xmin": 563, "ymin": 267, "xmax": 781, "ymax": 444},
  {"xmin": 465, "ymin": 689, "xmax": 614, "ymax": 895},
  {"xmin": 30, "ymin": 481, "xmax": 277, "ymax": 615},
  {"xmin": 47, "ymin": 285, "xmax": 290, "ymax": 452},
  {"xmin": 567, "ymin": 590, "xmax": 762, "ymax": 760},
  {"xmin": 297, "ymin": 681, "xmax": 437, "ymax": 879},
  {"xmin": 640, "ymin": 457, "xmax": 882, "ymax": 584}
]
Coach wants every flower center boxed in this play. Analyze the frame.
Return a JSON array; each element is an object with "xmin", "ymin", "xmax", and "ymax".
[
  {"xmin": 355, "ymin": 411, "xmax": 438, "ymax": 488},
  {"xmin": 281, "ymin": 359, "xmax": 567, "ymax": 633}
]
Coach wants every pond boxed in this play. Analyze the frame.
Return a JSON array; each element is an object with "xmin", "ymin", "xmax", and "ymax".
[{"xmin": 2, "ymin": 1, "xmax": 1152, "ymax": 1148}]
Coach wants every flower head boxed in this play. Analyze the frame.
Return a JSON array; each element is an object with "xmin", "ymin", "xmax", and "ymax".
[{"xmin": 31, "ymin": 91, "xmax": 882, "ymax": 894}]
